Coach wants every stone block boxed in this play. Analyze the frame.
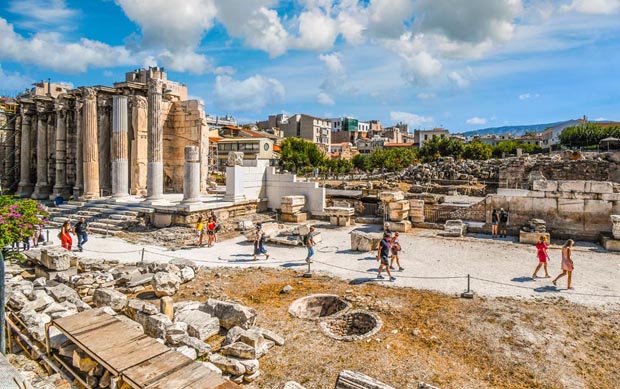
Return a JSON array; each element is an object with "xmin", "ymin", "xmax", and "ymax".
[
  {"xmin": 284, "ymin": 382, "xmax": 306, "ymax": 389},
  {"xmin": 72, "ymin": 350, "xmax": 98, "ymax": 373},
  {"xmin": 281, "ymin": 212, "xmax": 308, "ymax": 223},
  {"xmin": 587, "ymin": 181, "xmax": 614, "ymax": 194},
  {"xmin": 248, "ymin": 326, "xmax": 285, "ymax": 346},
  {"xmin": 350, "ymin": 231, "xmax": 382, "ymax": 252},
  {"xmin": 161, "ymin": 296, "xmax": 174, "ymax": 320},
  {"xmin": 175, "ymin": 310, "xmax": 220, "ymax": 340},
  {"xmin": 324, "ymin": 207, "xmax": 355, "ymax": 216},
  {"xmin": 40, "ymin": 248, "xmax": 74, "ymax": 271},
  {"xmin": 281, "ymin": 195, "xmax": 305, "ymax": 206},
  {"xmin": 377, "ymin": 191, "xmax": 404, "ymax": 202},
  {"xmin": 220, "ymin": 342, "xmax": 256, "ymax": 359},
  {"xmin": 532, "ymin": 180, "xmax": 558, "ymax": 192},
  {"xmin": 46, "ymin": 283, "xmax": 80, "ymax": 303},
  {"xmin": 519, "ymin": 231, "xmax": 550, "ymax": 244},
  {"xmin": 335, "ymin": 370, "xmax": 395, "ymax": 389},
  {"xmin": 442, "ymin": 220, "xmax": 467, "ymax": 237},
  {"xmin": 600, "ymin": 234, "xmax": 620, "ymax": 251},
  {"xmin": 329, "ymin": 215, "xmax": 352, "ymax": 226},
  {"xmin": 409, "ymin": 200, "xmax": 424, "ymax": 223},
  {"xmin": 93, "ymin": 289, "xmax": 128, "ymax": 312},
  {"xmin": 200, "ymin": 299, "xmax": 257, "ymax": 330},
  {"xmin": 280, "ymin": 204, "xmax": 304, "ymax": 214},
  {"xmin": 151, "ymin": 272, "xmax": 181, "ymax": 297},
  {"xmin": 34, "ymin": 266, "xmax": 78, "ymax": 281},
  {"xmin": 134, "ymin": 312, "xmax": 172, "ymax": 339},
  {"xmin": 558, "ymin": 180, "xmax": 586, "ymax": 193},
  {"xmin": 209, "ymin": 354, "xmax": 246, "ymax": 376},
  {"xmin": 388, "ymin": 210, "xmax": 409, "ymax": 221},
  {"xmin": 180, "ymin": 336, "xmax": 211, "ymax": 357},
  {"xmin": 389, "ymin": 221, "xmax": 411, "ymax": 233},
  {"xmin": 387, "ymin": 200, "xmax": 410, "ymax": 211}
]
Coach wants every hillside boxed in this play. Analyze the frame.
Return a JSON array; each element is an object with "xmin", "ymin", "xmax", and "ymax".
[{"xmin": 460, "ymin": 122, "xmax": 563, "ymax": 137}]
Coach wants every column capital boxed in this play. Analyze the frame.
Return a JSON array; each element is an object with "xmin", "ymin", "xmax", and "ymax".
[
  {"xmin": 81, "ymin": 87, "xmax": 97, "ymax": 101},
  {"xmin": 54, "ymin": 98, "xmax": 65, "ymax": 112},
  {"xmin": 97, "ymin": 95, "xmax": 112, "ymax": 108},
  {"xmin": 35, "ymin": 101, "xmax": 48, "ymax": 114},
  {"xmin": 147, "ymin": 78, "xmax": 164, "ymax": 95},
  {"xmin": 130, "ymin": 95, "xmax": 147, "ymax": 109}
]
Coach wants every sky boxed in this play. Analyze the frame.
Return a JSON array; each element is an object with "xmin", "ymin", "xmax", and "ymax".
[{"xmin": 0, "ymin": 0, "xmax": 619, "ymax": 133}]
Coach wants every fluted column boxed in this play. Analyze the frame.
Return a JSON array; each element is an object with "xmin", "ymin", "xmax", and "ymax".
[
  {"xmin": 73, "ymin": 101, "xmax": 83, "ymax": 198},
  {"xmin": 111, "ymin": 95, "xmax": 129, "ymax": 198},
  {"xmin": 81, "ymin": 88, "xmax": 100, "ymax": 199},
  {"xmin": 182, "ymin": 146, "xmax": 201, "ymax": 204},
  {"xmin": 32, "ymin": 102, "xmax": 51, "ymax": 199},
  {"xmin": 17, "ymin": 104, "xmax": 34, "ymax": 197},
  {"xmin": 146, "ymin": 78, "xmax": 164, "ymax": 203},
  {"xmin": 51, "ymin": 100, "xmax": 70, "ymax": 199},
  {"xmin": 2, "ymin": 111, "xmax": 17, "ymax": 190}
]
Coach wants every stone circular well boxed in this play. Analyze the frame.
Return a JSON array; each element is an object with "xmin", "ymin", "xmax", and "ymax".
[
  {"xmin": 319, "ymin": 310, "xmax": 382, "ymax": 341},
  {"xmin": 288, "ymin": 294, "xmax": 351, "ymax": 320}
]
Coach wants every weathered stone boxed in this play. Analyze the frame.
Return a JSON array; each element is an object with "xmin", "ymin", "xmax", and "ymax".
[
  {"xmin": 223, "ymin": 326, "xmax": 246, "ymax": 346},
  {"xmin": 165, "ymin": 323, "xmax": 188, "ymax": 346},
  {"xmin": 281, "ymin": 285, "xmax": 293, "ymax": 294},
  {"xmin": 238, "ymin": 331, "xmax": 265, "ymax": 350},
  {"xmin": 160, "ymin": 296, "xmax": 174, "ymax": 320},
  {"xmin": 8, "ymin": 290, "xmax": 29, "ymax": 310},
  {"xmin": 248, "ymin": 326, "xmax": 285, "ymax": 346},
  {"xmin": 93, "ymin": 288, "xmax": 128, "ymax": 312},
  {"xmin": 201, "ymin": 362, "xmax": 222, "ymax": 376},
  {"xmin": 72, "ymin": 350, "xmax": 98, "ymax": 373},
  {"xmin": 335, "ymin": 370, "xmax": 395, "ymax": 389},
  {"xmin": 200, "ymin": 299, "xmax": 256, "ymax": 330},
  {"xmin": 281, "ymin": 195, "xmax": 306, "ymax": 206},
  {"xmin": 33, "ymin": 277, "xmax": 47, "ymax": 287},
  {"xmin": 532, "ymin": 180, "xmax": 558, "ymax": 192},
  {"xmin": 350, "ymin": 231, "xmax": 381, "ymax": 252},
  {"xmin": 48, "ymin": 327, "xmax": 69, "ymax": 350},
  {"xmin": 176, "ymin": 346, "xmax": 197, "ymax": 360},
  {"xmin": 220, "ymin": 342, "xmax": 256, "ymax": 359},
  {"xmin": 126, "ymin": 272, "xmax": 154, "ymax": 288},
  {"xmin": 99, "ymin": 371, "xmax": 111, "ymax": 388},
  {"xmin": 133, "ymin": 312, "xmax": 172, "ymax": 339},
  {"xmin": 19, "ymin": 309, "xmax": 50, "ymax": 341},
  {"xmin": 40, "ymin": 247, "xmax": 74, "ymax": 270},
  {"xmin": 519, "ymin": 231, "xmax": 550, "ymax": 244},
  {"xmin": 442, "ymin": 219, "xmax": 467, "ymax": 237},
  {"xmin": 46, "ymin": 283, "xmax": 80, "ymax": 303},
  {"xmin": 243, "ymin": 370, "xmax": 260, "ymax": 383},
  {"xmin": 284, "ymin": 382, "xmax": 306, "ymax": 389},
  {"xmin": 180, "ymin": 267, "xmax": 195, "ymax": 283},
  {"xmin": 125, "ymin": 299, "xmax": 159, "ymax": 318},
  {"xmin": 180, "ymin": 336, "xmax": 211, "ymax": 357},
  {"xmin": 209, "ymin": 354, "xmax": 246, "ymax": 376},
  {"xmin": 389, "ymin": 221, "xmax": 411, "ymax": 232},
  {"xmin": 558, "ymin": 180, "xmax": 586, "ymax": 193},
  {"xmin": 173, "ymin": 300, "xmax": 201, "ymax": 315},
  {"xmin": 377, "ymin": 191, "xmax": 404, "ymax": 202},
  {"xmin": 175, "ymin": 310, "xmax": 220, "ymax": 340},
  {"xmin": 611, "ymin": 215, "xmax": 620, "ymax": 240},
  {"xmin": 24, "ymin": 290, "xmax": 55, "ymax": 312},
  {"xmin": 151, "ymin": 272, "xmax": 181, "ymax": 297}
]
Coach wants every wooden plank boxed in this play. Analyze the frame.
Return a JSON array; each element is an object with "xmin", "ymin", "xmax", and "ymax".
[
  {"xmin": 97, "ymin": 337, "xmax": 168, "ymax": 372},
  {"xmin": 72, "ymin": 322, "xmax": 146, "ymax": 354},
  {"xmin": 146, "ymin": 362, "xmax": 239, "ymax": 389},
  {"xmin": 54, "ymin": 309, "xmax": 118, "ymax": 334},
  {"xmin": 123, "ymin": 351, "xmax": 194, "ymax": 388}
]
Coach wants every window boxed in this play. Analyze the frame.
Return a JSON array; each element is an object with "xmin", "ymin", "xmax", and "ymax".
[{"xmin": 424, "ymin": 134, "xmax": 428, "ymax": 140}]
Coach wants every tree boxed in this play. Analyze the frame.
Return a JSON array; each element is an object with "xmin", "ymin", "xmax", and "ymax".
[
  {"xmin": 279, "ymin": 138, "xmax": 326, "ymax": 173},
  {"xmin": 559, "ymin": 123, "xmax": 620, "ymax": 148},
  {"xmin": 352, "ymin": 154, "xmax": 371, "ymax": 172},
  {"xmin": 492, "ymin": 140, "xmax": 541, "ymax": 157},
  {"xmin": 419, "ymin": 137, "xmax": 464, "ymax": 161},
  {"xmin": 462, "ymin": 141, "xmax": 493, "ymax": 160},
  {"xmin": 0, "ymin": 196, "xmax": 49, "ymax": 252}
]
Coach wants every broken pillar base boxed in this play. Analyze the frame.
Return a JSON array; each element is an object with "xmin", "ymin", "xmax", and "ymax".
[
  {"xmin": 600, "ymin": 233, "xmax": 620, "ymax": 252},
  {"xmin": 460, "ymin": 291, "xmax": 474, "ymax": 299},
  {"xmin": 281, "ymin": 212, "xmax": 308, "ymax": 223}
]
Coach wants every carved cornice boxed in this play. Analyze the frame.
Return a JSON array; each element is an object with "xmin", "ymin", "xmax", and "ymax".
[
  {"xmin": 130, "ymin": 95, "xmax": 147, "ymax": 109},
  {"xmin": 81, "ymin": 87, "xmax": 97, "ymax": 101},
  {"xmin": 147, "ymin": 78, "xmax": 164, "ymax": 95}
]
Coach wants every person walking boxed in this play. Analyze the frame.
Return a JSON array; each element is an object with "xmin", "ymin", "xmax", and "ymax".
[
  {"xmin": 491, "ymin": 209, "xmax": 499, "ymax": 238},
  {"xmin": 376, "ymin": 235, "xmax": 395, "ymax": 281},
  {"xmin": 252, "ymin": 223, "xmax": 269, "ymax": 260},
  {"xmin": 553, "ymin": 239, "xmax": 575, "ymax": 289},
  {"xmin": 195, "ymin": 217, "xmax": 204, "ymax": 246},
  {"xmin": 389, "ymin": 232, "xmax": 404, "ymax": 271},
  {"xmin": 73, "ymin": 217, "xmax": 90, "ymax": 252},
  {"xmin": 304, "ymin": 226, "xmax": 317, "ymax": 263},
  {"xmin": 60, "ymin": 220, "xmax": 73, "ymax": 251},
  {"xmin": 206, "ymin": 216, "xmax": 216, "ymax": 247},
  {"xmin": 498, "ymin": 208, "xmax": 509, "ymax": 238},
  {"xmin": 532, "ymin": 235, "xmax": 550, "ymax": 278}
]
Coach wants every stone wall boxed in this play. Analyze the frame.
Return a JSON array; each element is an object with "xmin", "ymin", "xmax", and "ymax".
[{"xmin": 486, "ymin": 180, "xmax": 620, "ymax": 240}]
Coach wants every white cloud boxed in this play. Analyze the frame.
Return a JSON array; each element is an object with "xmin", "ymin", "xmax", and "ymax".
[
  {"xmin": 319, "ymin": 53, "xmax": 344, "ymax": 75},
  {"xmin": 417, "ymin": 92, "xmax": 436, "ymax": 100},
  {"xmin": 560, "ymin": 0, "xmax": 620, "ymax": 15},
  {"xmin": 367, "ymin": 0, "xmax": 416, "ymax": 38},
  {"xmin": 518, "ymin": 92, "xmax": 540, "ymax": 100},
  {"xmin": 295, "ymin": 9, "xmax": 339, "ymax": 51},
  {"xmin": 8, "ymin": 0, "xmax": 78, "ymax": 31},
  {"xmin": 390, "ymin": 111, "xmax": 434, "ymax": 127},
  {"xmin": 157, "ymin": 50, "xmax": 211, "ymax": 75},
  {"xmin": 447, "ymin": 71, "xmax": 470, "ymax": 88},
  {"xmin": 317, "ymin": 92, "xmax": 335, "ymax": 106},
  {"xmin": 466, "ymin": 117, "xmax": 487, "ymax": 125},
  {"xmin": 213, "ymin": 75, "xmax": 285, "ymax": 112},
  {"xmin": 0, "ymin": 65, "xmax": 33, "ymax": 91},
  {"xmin": 0, "ymin": 18, "xmax": 135, "ymax": 73},
  {"xmin": 385, "ymin": 33, "xmax": 442, "ymax": 84}
]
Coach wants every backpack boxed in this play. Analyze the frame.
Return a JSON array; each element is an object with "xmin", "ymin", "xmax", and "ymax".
[
  {"xmin": 500, "ymin": 211, "xmax": 508, "ymax": 223},
  {"xmin": 303, "ymin": 233, "xmax": 312, "ymax": 246},
  {"xmin": 214, "ymin": 223, "xmax": 221, "ymax": 233}
]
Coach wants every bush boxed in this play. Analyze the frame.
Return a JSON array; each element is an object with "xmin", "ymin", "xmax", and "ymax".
[
  {"xmin": 559, "ymin": 123, "xmax": 620, "ymax": 147},
  {"xmin": 462, "ymin": 141, "xmax": 493, "ymax": 160},
  {"xmin": 0, "ymin": 196, "xmax": 49, "ymax": 250}
]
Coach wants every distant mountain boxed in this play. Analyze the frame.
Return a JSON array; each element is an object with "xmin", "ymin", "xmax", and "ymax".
[{"xmin": 460, "ymin": 122, "xmax": 564, "ymax": 137}]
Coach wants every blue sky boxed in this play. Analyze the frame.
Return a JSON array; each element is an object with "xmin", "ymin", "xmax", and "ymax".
[{"xmin": 0, "ymin": 0, "xmax": 619, "ymax": 132}]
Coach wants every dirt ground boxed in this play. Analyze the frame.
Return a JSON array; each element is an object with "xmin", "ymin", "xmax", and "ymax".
[{"xmin": 173, "ymin": 266, "xmax": 620, "ymax": 389}]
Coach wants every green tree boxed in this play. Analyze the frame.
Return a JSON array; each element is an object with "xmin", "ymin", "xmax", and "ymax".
[
  {"xmin": 0, "ymin": 196, "xmax": 49, "ymax": 251},
  {"xmin": 462, "ymin": 141, "xmax": 493, "ymax": 160},
  {"xmin": 352, "ymin": 154, "xmax": 371, "ymax": 172},
  {"xmin": 279, "ymin": 138, "xmax": 326, "ymax": 173},
  {"xmin": 492, "ymin": 140, "xmax": 541, "ymax": 157},
  {"xmin": 419, "ymin": 137, "xmax": 464, "ymax": 161},
  {"xmin": 559, "ymin": 123, "xmax": 620, "ymax": 147}
]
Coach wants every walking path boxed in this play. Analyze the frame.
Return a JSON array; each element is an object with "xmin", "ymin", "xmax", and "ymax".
[{"xmin": 45, "ymin": 224, "xmax": 620, "ymax": 308}]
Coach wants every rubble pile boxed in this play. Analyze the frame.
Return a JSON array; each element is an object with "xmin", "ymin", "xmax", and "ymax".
[
  {"xmin": 401, "ymin": 158, "xmax": 500, "ymax": 183},
  {"xmin": 521, "ymin": 218, "xmax": 547, "ymax": 233}
]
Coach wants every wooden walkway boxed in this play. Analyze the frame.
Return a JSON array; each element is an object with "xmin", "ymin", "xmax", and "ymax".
[{"xmin": 52, "ymin": 309, "xmax": 240, "ymax": 389}]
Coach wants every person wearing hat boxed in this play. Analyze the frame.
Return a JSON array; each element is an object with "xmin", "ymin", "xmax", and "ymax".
[
  {"xmin": 252, "ymin": 223, "xmax": 270, "ymax": 261},
  {"xmin": 303, "ymin": 226, "xmax": 317, "ymax": 263},
  {"xmin": 498, "ymin": 208, "xmax": 509, "ymax": 238}
]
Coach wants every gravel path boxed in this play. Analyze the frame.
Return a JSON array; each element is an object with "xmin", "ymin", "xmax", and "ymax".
[{"xmin": 47, "ymin": 224, "xmax": 620, "ymax": 308}]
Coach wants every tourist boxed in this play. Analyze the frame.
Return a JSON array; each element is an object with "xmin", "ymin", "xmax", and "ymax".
[
  {"xmin": 211, "ymin": 213, "xmax": 221, "ymax": 243},
  {"xmin": 206, "ymin": 216, "xmax": 216, "ymax": 247},
  {"xmin": 22, "ymin": 234, "xmax": 30, "ymax": 251},
  {"xmin": 532, "ymin": 235, "xmax": 550, "ymax": 278},
  {"xmin": 383, "ymin": 222, "xmax": 393, "ymax": 238},
  {"xmin": 553, "ymin": 239, "xmax": 575, "ymax": 289},
  {"xmin": 498, "ymin": 208, "xmax": 509, "ymax": 238},
  {"xmin": 60, "ymin": 220, "xmax": 73, "ymax": 251},
  {"xmin": 389, "ymin": 232, "xmax": 404, "ymax": 271},
  {"xmin": 376, "ymin": 235, "xmax": 395, "ymax": 281},
  {"xmin": 73, "ymin": 217, "xmax": 90, "ymax": 252},
  {"xmin": 252, "ymin": 223, "xmax": 269, "ymax": 260},
  {"xmin": 195, "ymin": 216, "xmax": 204, "ymax": 246},
  {"xmin": 32, "ymin": 223, "xmax": 42, "ymax": 247},
  {"xmin": 491, "ymin": 209, "xmax": 499, "ymax": 238},
  {"xmin": 304, "ymin": 226, "xmax": 317, "ymax": 263}
]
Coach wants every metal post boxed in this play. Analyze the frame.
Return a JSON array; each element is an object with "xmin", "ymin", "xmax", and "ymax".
[
  {"xmin": 461, "ymin": 274, "xmax": 474, "ymax": 299},
  {"xmin": 303, "ymin": 260, "xmax": 312, "ymax": 278},
  {"xmin": 43, "ymin": 229, "xmax": 52, "ymax": 246},
  {"xmin": 141, "ymin": 248, "xmax": 145, "ymax": 263},
  {"xmin": 1, "ymin": 251, "xmax": 6, "ymax": 355}
]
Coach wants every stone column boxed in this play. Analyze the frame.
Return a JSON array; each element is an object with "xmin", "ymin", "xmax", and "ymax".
[
  {"xmin": 32, "ymin": 102, "xmax": 51, "ymax": 199},
  {"xmin": 81, "ymin": 88, "xmax": 100, "ymax": 199},
  {"xmin": 2, "ymin": 111, "xmax": 17, "ymax": 190},
  {"xmin": 111, "ymin": 95, "xmax": 129, "ymax": 199},
  {"xmin": 51, "ymin": 100, "xmax": 70, "ymax": 199},
  {"xmin": 182, "ymin": 146, "xmax": 201, "ymax": 204},
  {"xmin": 130, "ymin": 95, "xmax": 148, "ymax": 196},
  {"xmin": 17, "ymin": 104, "xmax": 34, "ymax": 197},
  {"xmin": 146, "ymin": 78, "xmax": 165, "ymax": 203},
  {"xmin": 97, "ymin": 96, "xmax": 112, "ymax": 195},
  {"xmin": 73, "ymin": 101, "xmax": 83, "ymax": 198},
  {"xmin": 46, "ymin": 111, "xmax": 56, "ymax": 189}
]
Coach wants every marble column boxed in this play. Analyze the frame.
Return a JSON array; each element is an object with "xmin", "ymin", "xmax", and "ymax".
[
  {"xmin": 32, "ymin": 103, "xmax": 51, "ymax": 199},
  {"xmin": 2, "ymin": 111, "xmax": 16, "ymax": 190},
  {"xmin": 146, "ymin": 78, "xmax": 165, "ymax": 203},
  {"xmin": 81, "ymin": 88, "xmax": 100, "ymax": 199},
  {"xmin": 11, "ymin": 115, "xmax": 21, "ymax": 190},
  {"xmin": 97, "ymin": 96, "xmax": 112, "ymax": 195},
  {"xmin": 111, "ymin": 95, "xmax": 129, "ymax": 198},
  {"xmin": 46, "ymin": 111, "xmax": 56, "ymax": 189},
  {"xmin": 16, "ymin": 104, "xmax": 34, "ymax": 197},
  {"xmin": 73, "ymin": 101, "xmax": 83, "ymax": 198},
  {"xmin": 130, "ymin": 95, "xmax": 148, "ymax": 196},
  {"xmin": 182, "ymin": 146, "xmax": 201, "ymax": 204},
  {"xmin": 51, "ymin": 100, "xmax": 70, "ymax": 199}
]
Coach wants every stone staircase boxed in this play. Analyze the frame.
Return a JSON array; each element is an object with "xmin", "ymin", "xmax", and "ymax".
[{"xmin": 47, "ymin": 199, "xmax": 155, "ymax": 236}]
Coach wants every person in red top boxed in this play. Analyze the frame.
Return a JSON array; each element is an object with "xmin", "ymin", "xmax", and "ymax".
[
  {"xmin": 206, "ymin": 216, "xmax": 216, "ymax": 247},
  {"xmin": 60, "ymin": 220, "xmax": 73, "ymax": 251},
  {"xmin": 532, "ymin": 235, "xmax": 550, "ymax": 278}
]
